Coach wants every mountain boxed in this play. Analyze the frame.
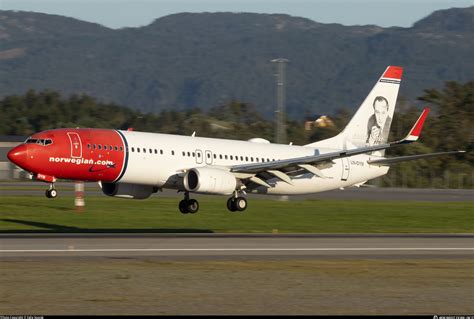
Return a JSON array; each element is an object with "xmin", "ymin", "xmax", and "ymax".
[{"xmin": 0, "ymin": 7, "xmax": 473, "ymax": 118}]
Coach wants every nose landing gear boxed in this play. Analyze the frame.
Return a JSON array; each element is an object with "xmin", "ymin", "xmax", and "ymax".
[{"xmin": 45, "ymin": 184, "xmax": 58, "ymax": 198}]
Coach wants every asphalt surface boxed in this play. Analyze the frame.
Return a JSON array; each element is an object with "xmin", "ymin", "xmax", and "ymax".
[
  {"xmin": 1, "ymin": 233, "xmax": 472, "ymax": 258},
  {"xmin": 1, "ymin": 181, "xmax": 473, "ymax": 201}
]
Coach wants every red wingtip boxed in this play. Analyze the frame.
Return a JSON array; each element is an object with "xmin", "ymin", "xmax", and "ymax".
[
  {"xmin": 410, "ymin": 108, "xmax": 430, "ymax": 137},
  {"xmin": 383, "ymin": 66, "xmax": 403, "ymax": 80}
]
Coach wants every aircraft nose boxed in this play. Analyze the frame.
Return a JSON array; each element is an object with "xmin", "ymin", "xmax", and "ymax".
[{"xmin": 7, "ymin": 144, "xmax": 28, "ymax": 168}]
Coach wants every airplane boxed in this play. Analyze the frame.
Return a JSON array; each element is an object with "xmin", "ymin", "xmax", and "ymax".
[{"xmin": 7, "ymin": 66, "xmax": 464, "ymax": 214}]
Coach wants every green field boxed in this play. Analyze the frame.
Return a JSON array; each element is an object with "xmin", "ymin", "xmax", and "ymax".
[{"xmin": 0, "ymin": 196, "xmax": 472, "ymax": 233}]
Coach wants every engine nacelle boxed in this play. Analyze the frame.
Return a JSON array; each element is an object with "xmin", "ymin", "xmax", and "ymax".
[
  {"xmin": 101, "ymin": 182, "xmax": 155, "ymax": 199},
  {"xmin": 184, "ymin": 167, "xmax": 237, "ymax": 195}
]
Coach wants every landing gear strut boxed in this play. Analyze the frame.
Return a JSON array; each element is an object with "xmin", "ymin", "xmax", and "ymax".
[
  {"xmin": 227, "ymin": 193, "xmax": 247, "ymax": 212},
  {"xmin": 45, "ymin": 184, "xmax": 58, "ymax": 198},
  {"xmin": 179, "ymin": 192, "xmax": 199, "ymax": 214}
]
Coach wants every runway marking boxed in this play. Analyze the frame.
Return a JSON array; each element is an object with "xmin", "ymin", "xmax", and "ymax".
[{"xmin": 1, "ymin": 247, "xmax": 473, "ymax": 253}]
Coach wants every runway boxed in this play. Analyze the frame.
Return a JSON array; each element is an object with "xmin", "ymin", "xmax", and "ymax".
[{"xmin": 1, "ymin": 233, "xmax": 472, "ymax": 258}]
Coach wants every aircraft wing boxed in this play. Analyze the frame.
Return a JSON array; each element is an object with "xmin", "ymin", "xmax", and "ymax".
[
  {"xmin": 230, "ymin": 108, "xmax": 430, "ymax": 180},
  {"xmin": 367, "ymin": 150, "xmax": 465, "ymax": 165}
]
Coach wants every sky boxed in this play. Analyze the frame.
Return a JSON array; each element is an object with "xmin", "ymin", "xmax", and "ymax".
[{"xmin": 1, "ymin": 0, "xmax": 473, "ymax": 29}]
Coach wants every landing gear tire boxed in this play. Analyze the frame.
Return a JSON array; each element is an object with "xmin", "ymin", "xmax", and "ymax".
[
  {"xmin": 45, "ymin": 188, "xmax": 57, "ymax": 199},
  {"xmin": 179, "ymin": 198, "xmax": 199, "ymax": 214},
  {"xmin": 179, "ymin": 200, "xmax": 189, "ymax": 214},
  {"xmin": 235, "ymin": 197, "xmax": 247, "ymax": 212},
  {"xmin": 227, "ymin": 197, "xmax": 237, "ymax": 212},
  {"xmin": 227, "ymin": 196, "xmax": 247, "ymax": 212},
  {"xmin": 186, "ymin": 199, "xmax": 199, "ymax": 214}
]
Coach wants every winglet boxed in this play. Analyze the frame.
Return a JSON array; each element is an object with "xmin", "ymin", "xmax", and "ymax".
[{"xmin": 403, "ymin": 108, "xmax": 430, "ymax": 142}]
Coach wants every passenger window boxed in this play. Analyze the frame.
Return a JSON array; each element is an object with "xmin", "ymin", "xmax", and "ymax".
[
  {"xmin": 131, "ymin": 147, "xmax": 135, "ymax": 152},
  {"xmin": 160, "ymin": 150, "xmax": 163, "ymax": 155},
  {"xmin": 171, "ymin": 150, "xmax": 175, "ymax": 155},
  {"xmin": 230, "ymin": 155, "xmax": 233, "ymax": 160},
  {"xmin": 192, "ymin": 152, "xmax": 195, "ymax": 157},
  {"xmin": 120, "ymin": 146, "xmax": 123, "ymax": 151},
  {"xmin": 182, "ymin": 151, "xmax": 185, "ymax": 156},
  {"xmin": 240, "ymin": 156, "xmax": 243, "ymax": 161},
  {"xmin": 143, "ymin": 148, "xmax": 146, "ymax": 153},
  {"xmin": 137, "ymin": 148, "xmax": 140, "ymax": 153},
  {"xmin": 93, "ymin": 144, "xmax": 96, "ymax": 149},
  {"xmin": 225, "ymin": 155, "xmax": 228, "ymax": 160},
  {"xmin": 149, "ymin": 149, "xmax": 152, "ymax": 154},
  {"xmin": 114, "ymin": 146, "xmax": 118, "ymax": 151},
  {"xmin": 87, "ymin": 144, "xmax": 91, "ymax": 149},
  {"xmin": 219, "ymin": 155, "xmax": 223, "ymax": 159},
  {"xmin": 214, "ymin": 154, "xmax": 217, "ymax": 159},
  {"xmin": 154, "ymin": 149, "xmax": 157, "ymax": 154},
  {"xmin": 256, "ymin": 158, "xmax": 259, "ymax": 162},
  {"xmin": 98, "ymin": 145, "xmax": 102, "ymax": 150}
]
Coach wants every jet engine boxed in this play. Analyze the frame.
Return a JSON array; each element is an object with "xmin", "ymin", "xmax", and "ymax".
[
  {"xmin": 184, "ymin": 167, "xmax": 237, "ymax": 195},
  {"xmin": 100, "ymin": 182, "xmax": 155, "ymax": 199}
]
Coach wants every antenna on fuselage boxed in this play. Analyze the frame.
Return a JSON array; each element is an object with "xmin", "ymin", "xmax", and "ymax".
[{"xmin": 191, "ymin": 131, "xmax": 196, "ymax": 137}]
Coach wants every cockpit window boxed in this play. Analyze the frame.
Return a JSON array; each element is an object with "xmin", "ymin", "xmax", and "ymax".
[{"xmin": 25, "ymin": 138, "xmax": 53, "ymax": 146}]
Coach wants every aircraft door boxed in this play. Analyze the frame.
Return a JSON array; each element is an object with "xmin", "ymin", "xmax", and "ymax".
[
  {"xmin": 67, "ymin": 132, "xmax": 82, "ymax": 158},
  {"xmin": 341, "ymin": 158, "xmax": 350, "ymax": 181},
  {"xmin": 195, "ymin": 149, "xmax": 203, "ymax": 164},
  {"xmin": 205, "ymin": 150, "xmax": 213, "ymax": 165}
]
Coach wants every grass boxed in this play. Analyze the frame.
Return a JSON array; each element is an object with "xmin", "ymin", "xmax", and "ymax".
[{"xmin": 0, "ymin": 195, "xmax": 472, "ymax": 233}]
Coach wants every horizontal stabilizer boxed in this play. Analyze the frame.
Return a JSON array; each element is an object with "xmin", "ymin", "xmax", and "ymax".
[{"xmin": 368, "ymin": 151, "xmax": 465, "ymax": 165}]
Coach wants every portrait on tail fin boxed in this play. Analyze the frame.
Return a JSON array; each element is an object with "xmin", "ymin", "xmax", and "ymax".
[{"xmin": 366, "ymin": 96, "xmax": 392, "ymax": 146}]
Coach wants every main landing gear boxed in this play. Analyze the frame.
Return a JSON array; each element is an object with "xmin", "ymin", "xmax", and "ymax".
[
  {"xmin": 177, "ymin": 192, "xmax": 248, "ymax": 214},
  {"xmin": 227, "ymin": 194, "xmax": 247, "ymax": 212},
  {"xmin": 179, "ymin": 192, "xmax": 199, "ymax": 214},
  {"xmin": 45, "ymin": 184, "xmax": 58, "ymax": 198}
]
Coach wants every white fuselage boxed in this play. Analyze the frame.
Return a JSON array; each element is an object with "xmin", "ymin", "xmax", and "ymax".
[{"xmin": 118, "ymin": 130, "xmax": 389, "ymax": 195}]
